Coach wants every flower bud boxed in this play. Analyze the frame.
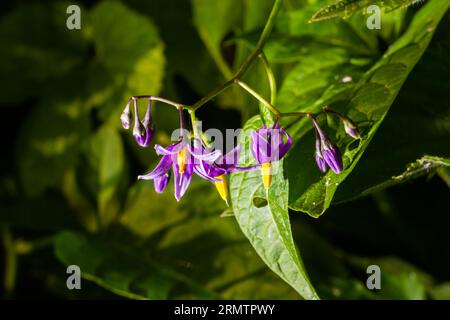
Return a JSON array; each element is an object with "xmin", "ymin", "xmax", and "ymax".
[
  {"xmin": 133, "ymin": 121, "xmax": 154, "ymax": 148},
  {"xmin": 343, "ymin": 118, "xmax": 360, "ymax": 139},
  {"xmin": 315, "ymin": 137, "xmax": 328, "ymax": 173},
  {"xmin": 311, "ymin": 116, "xmax": 343, "ymax": 174},
  {"xmin": 132, "ymin": 98, "xmax": 154, "ymax": 147},
  {"xmin": 321, "ymin": 139, "xmax": 343, "ymax": 174},
  {"xmin": 315, "ymin": 138, "xmax": 328, "ymax": 173},
  {"xmin": 315, "ymin": 152, "xmax": 328, "ymax": 173},
  {"xmin": 120, "ymin": 101, "xmax": 132, "ymax": 129}
]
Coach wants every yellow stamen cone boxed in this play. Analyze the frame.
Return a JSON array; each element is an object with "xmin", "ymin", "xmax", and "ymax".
[
  {"xmin": 214, "ymin": 175, "xmax": 229, "ymax": 205},
  {"xmin": 177, "ymin": 148, "xmax": 187, "ymax": 173},
  {"xmin": 261, "ymin": 162, "xmax": 272, "ymax": 189}
]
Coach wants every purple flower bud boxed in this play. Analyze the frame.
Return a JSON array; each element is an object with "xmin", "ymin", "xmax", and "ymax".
[
  {"xmin": 314, "ymin": 138, "xmax": 328, "ymax": 173},
  {"xmin": 321, "ymin": 140, "xmax": 343, "ymax": 174},
  {"xmin": 315, "ymin": 152, "xmax": 328, "ymax": 173},
  {"xmin": 343, "ymin": 119, "xmax": 360, "ymax": 139},
  {"xmin": 133, "ymin": 123, "xmax": 154, "ymax": 148},
  {"xmin": 132, "ymin": 98, "xmax": 154, "ymax": 147},
  {"xmin": 120, "ymin": 101, "xmax": 132, "ymax": 129},
  {"xmin": 311, "ymin": 116, "xmax": 343, "ymax": 174}
]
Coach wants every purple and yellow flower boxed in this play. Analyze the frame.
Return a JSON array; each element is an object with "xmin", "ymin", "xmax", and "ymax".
[
  {"xmin": 250, "ymin": 120, "xmax": 292, "ymax": 189},
  {"xmin": 195, "ymin": 144, "xmax": 258, "ymax": 204},
  {"xmin": 311, "ymin": 117, "xmax": 343, "ymax": 174},
  {"xmin": 138, "ymin": 139, "xmax": 221, "ymax": 201}
]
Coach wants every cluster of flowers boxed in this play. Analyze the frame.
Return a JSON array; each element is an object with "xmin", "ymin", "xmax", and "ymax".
[{"xmin": 121, "ymin": 97, "xmax": 360, "ymax": 203}]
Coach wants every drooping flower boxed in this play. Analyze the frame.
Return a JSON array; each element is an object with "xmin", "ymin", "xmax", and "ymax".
[
  {"xmin": 132, "ymin": 99, "xmax": 154, "ymax": 148},
  {"xmin": 311, "ymin": 117, "xmax": 343, "ymax": 174},
  {"xmin": 250, "ymin": 120, "xmax": 292, "ymax": 189},
  {"xmin": 138, "ymin": 139, "xmax": 222, "ymax": 201}
]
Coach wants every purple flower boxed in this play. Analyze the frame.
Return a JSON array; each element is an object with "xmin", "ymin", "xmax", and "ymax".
[
  {"xmin": 250, "ymin": 120, "xmax": 292, "ymax": 164},
  {"xmin": 138, "ymin": 139, "xmax": 221, "ymax": 201},
  {"xmin": 132, "ymin": 99, "xmax": 155, "ymax": 148},
  {"xmin": 195, "ymin": 145, "xmax": 256, "ymax": 179},
  {"xmin": 250, "ymin": 120, "xmax": 292, "ymax": 189},
  {"xmin": 193, "ymin": 144, "xmax": 258, "ymax": 204},
  {"xmin": 311, "ymin": 117, "xmax": 343, "ymax": 174}
]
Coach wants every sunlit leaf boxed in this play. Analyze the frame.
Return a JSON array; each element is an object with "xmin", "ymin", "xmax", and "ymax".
[
  {"xmin": 230, "ymin": 116, "xmax": 319, "ymax": 300},
  {"xmin": 310, "ymin": 0, "xmax": 422, "ymax": 22}
]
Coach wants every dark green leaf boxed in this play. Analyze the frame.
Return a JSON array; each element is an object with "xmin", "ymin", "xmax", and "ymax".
[
  {"xmin": 334, "ymin": 12, "xmax": 450, "ymax": 202},
  {"xmin": 191, "ymin": 0, "xmax": 242, "ymax": 78},
  {"xmin": 286, "ymin": 0, "xmax": 450, "ymax": 217},
  {"xmin": 0, "ymin": 2, "xmax": 88, "ymax": 104},
  {"xmin": 17, "ymin": 100, "xmax": 90, "ymax": 196},
  {"xmin": 54, "ymin": 230, "xmax": 216, "ymax": 299},
  {"xmin": 88, "ymin": 1, "xmax": 165, "ymax": 122}
]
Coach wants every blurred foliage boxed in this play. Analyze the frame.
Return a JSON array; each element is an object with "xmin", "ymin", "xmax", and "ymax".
[{"xmin": 0, "ymin": 0, "xmax": 449, "ymax": 300}]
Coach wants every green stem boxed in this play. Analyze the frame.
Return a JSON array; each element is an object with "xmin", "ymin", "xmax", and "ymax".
[
  {"xmin": 236, "ymin": 80, "xmax": 280, "ymax": 116},
  {"xmin": 237, "ymin": 80, "xmax": 311, "ymax": 119},
  {"xmin": 258, "ymin": 53, "xmax": 277, "ymax": 105},
  {"xmin": 132, "ymin": 95, "xmax": 183, "ymax": 109},
  {"xmin": 190, "ymin": 0, "xmax": 284, "ymax": 111},
  {"xmin": 188, "ymin": 110, "xmax": 200, "ymax": 139},
  {"xmin": 2, "ymin": 226, "xmax": 17, "ymax": 299}
]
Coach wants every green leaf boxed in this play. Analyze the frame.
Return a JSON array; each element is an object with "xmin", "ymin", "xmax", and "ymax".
[
  {"xmin": 334, "ymin": 12, "xmax": 450, "ymax": 202},
  {"xmin": 276, "ymin": 6, "xmax": 379, "ymax": 56},
  {"xmin": 118, "ymin": 178, "xmax": 300, "ymax": 299},
  {"xmin": 82, "ymin": 125, "xmax": 126, "ymax": 227},
  {"xmin": 230, "ymin": 116, "xmax": 319, "ymax": 300},
  {"xmin": 17, "ymin": 99, "xmax": 90, "ymax": 196},
  {"xmin": 277, "ymin": 47, "xmax": 369, "ymax": 112},
  {"xmin": 346, "ymin": 255, "xmax": 432, "ymax": 299},
  {"xmin": 88, "ymin": 1, "xmax": 165, "ymax": 122},
  {"xmin": 126, "ymin": 0, "xmax": 221, "ymax": 96},
  {"xmin": 286, "ymin": 0, "xmax": 450, "ymax": 217},
  {"xmin": 191, "ymin": 0, "xmax": 242, "ymax": 78},
  {"xmin": 310, "ymin": 0, "xmax": 422, "ymax": 22},
  {"xmin": 54, "ymin": 231, "xmax": 215, "ymax": 299},
  {"xmin": 0, "ymin": 2, "xmax": 88, "ymax": 104},
  {"xmin": 119, "ymin": 179, "xmax": 189, "ymax": 239},
  {"xmin": 430, "ymin": 283, "xmax": 450, "ymax": 300},
  {"xmin": 337, "ymin": 156, "xmax": 450, "ymax": 202}
]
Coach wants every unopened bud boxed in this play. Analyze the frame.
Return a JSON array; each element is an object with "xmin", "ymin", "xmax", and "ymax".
[{"xmin": 120, "ymin": 101, "xmax": 132, "ymax": 129}]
